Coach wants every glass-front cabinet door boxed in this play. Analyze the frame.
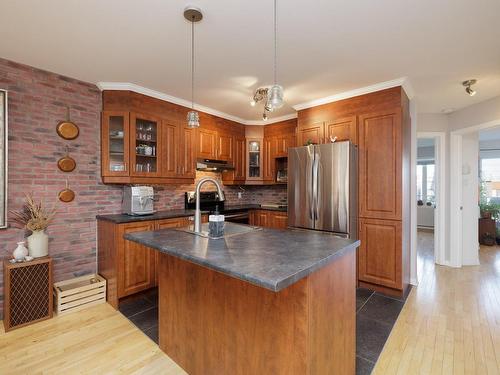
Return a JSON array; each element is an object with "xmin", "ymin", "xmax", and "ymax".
[
  {"xmin": 130, "ymin": 113, "xmax": 161, "ymax": 177},
  {"xmin": 102, "ymin": 111, "xmax": 130, "ymax": 177},
  {"xmin": 246, "ymin": 138, "xmax": 262, "ymax": 181}
]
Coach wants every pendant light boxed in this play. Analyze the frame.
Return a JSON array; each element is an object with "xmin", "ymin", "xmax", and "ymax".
[
  {"xmin": 267, "ymin": 0, "xmax": 284, "ymax": 110},
  {"xmin": 184, "ymin": 6, "xmax": 203, "ymax": 128}
]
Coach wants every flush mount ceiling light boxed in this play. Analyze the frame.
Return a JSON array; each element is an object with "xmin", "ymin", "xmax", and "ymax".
[
  {"xmin": 184, "ymin": 6, "xmax": 203, "ymax": 128},
  {"xmin": 250, "ymin": 0, "xmax": 284, "ymax": 121},
  {"xmin": 462, "ymin": 79, "xmax": 477, "ymax": 97}
]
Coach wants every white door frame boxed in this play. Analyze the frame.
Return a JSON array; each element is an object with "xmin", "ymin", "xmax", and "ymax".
[
  {"xmin": 450, "ymin": 119, "xmax": 500, "ymax": 267},
  {"xmin": 417, "ymin": 132, "xmax": 447, "ymax": 267}
]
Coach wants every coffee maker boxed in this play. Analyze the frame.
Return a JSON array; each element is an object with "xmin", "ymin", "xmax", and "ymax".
[{"xmin": 122, "ymin": 186, "xmax": 155, "ymax": 216}]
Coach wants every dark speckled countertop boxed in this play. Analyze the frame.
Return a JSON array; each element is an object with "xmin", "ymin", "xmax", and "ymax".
[
  {"xmin": 124, "ymin": 223, "xmax": 359, "ymax": 292},
  {"xmin": 97, "ymin": 205, "xmax": 287, "ymax": 224}
]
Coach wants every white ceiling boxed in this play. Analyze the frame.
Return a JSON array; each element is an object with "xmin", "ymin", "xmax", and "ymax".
[{"xmin": 1, "ymin": 0, "xmax": 499, "ymax": 122}]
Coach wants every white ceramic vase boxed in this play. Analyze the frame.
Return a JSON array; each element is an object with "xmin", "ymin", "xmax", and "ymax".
[
  {"xmin": 13, "ymin": 241, "xmax": 29, "ymax": 261},
  {"xmin": 27, "ymin": 230, "xmax": 49, "ymax": 258}
]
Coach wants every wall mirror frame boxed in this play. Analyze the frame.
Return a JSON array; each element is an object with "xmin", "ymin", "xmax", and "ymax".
[{"xmin": 0, "ymin": 90, "xmax": 7, "ymax": 229}]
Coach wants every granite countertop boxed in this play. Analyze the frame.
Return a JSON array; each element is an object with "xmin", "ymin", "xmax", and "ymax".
[
  {"xmin": 125, "ymin": 223, "xmax": 359, "ymax": 292},
  {"xmin": 96, "ymin": 209, "xmax": 204, "ymax": 224},
  {"xmin": 97, "ymin": 205, "xmax": 287, "ymax": 224}
]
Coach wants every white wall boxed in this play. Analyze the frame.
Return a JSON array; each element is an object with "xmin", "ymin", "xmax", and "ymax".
[
  {"xmin": 449, "ymin": 96, "xmax": 500, "ymax": 132},
  {"xmin": 461, "ymin": 132, "xmax": 480, "ymax": 265}
]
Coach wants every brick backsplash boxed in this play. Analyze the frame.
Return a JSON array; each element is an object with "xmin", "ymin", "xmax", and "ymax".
[{"xmin": 0, "ymin": 58, "xmax": 286, "ymax": 318}]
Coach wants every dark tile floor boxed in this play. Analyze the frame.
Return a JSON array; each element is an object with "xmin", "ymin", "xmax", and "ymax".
[{"xmin": 119, "ymin": 286, "xmax": 406, "ymax": 375}]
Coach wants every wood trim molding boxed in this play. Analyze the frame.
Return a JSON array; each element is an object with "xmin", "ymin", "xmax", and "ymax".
[{"xmin": 293, "ymin": 77, "xmax": 414, "ymax": 111}]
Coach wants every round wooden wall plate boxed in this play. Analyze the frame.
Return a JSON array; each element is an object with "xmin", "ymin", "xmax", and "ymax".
[
  {"xmin": 58, "ymin": 188, "xmax": 75, "ymax": 203},
  {"xmin": 57, "ymin": 156, "xmax": 76, "ymax": 172},
  {"xmin": 56, "ymin": 121, "xmax": 79, "ymax": 140}
]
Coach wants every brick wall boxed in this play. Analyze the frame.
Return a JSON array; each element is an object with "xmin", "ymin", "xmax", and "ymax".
[{"xmin": 0, "ymin": 58, "xmax": 286, "ymax": 318}]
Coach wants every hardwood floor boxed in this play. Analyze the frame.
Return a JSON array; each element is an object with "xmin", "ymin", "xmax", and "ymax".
[
  {"xmin": 0, "ymin": 303, "xmax": 186, "ymax": 375},
  {"xmin": 374, "ymin": 231, "xmax": 500, "ymax": 374}
]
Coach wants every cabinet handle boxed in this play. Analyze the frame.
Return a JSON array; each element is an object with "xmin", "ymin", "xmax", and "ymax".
[{"xmin": 123, "ymin": 162, "xmax": 127, "ymax": 172}]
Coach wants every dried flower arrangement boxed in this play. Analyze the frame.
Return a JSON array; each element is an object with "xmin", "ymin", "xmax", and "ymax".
[{"xmin": 10, "ymin": 193, "xmax": 56, "ymax": 232}]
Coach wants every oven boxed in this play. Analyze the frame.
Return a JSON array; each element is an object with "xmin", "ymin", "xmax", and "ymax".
[{"xmin": 224, "ymin": 210, "xmax": 250, "ymax": 224}]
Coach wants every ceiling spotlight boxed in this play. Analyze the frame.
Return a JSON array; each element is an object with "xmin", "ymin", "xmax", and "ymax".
[
  {"xmin": 462, "ymin": 79, "xmax": 477, "ymax": 97},
  {"xmin": 250, "ymin": 100, "xmax": 256, "ymax": 107},
  {"xmin": 262, "ymin": 112, "xmax": 268, "ymax": 121}
]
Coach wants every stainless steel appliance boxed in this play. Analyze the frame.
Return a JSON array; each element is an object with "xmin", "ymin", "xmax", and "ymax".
[
  {"xmin": 122, "ymin": 186, "xmax": 155, "ymax": 216},
  {"xmin": 196, "ymin": 158, "xmax": 234, "ymax": 172},
  {"xmin": 288, "ymin": 141, "xmax": 357, "ymax": 238},
  {"xmin": 184, "ymin": 191, "xmax": 250, "ymax": 224}
]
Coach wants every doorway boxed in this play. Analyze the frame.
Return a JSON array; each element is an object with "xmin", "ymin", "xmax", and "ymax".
[{"xmin": 415, "ymin": 132, "xmax": 446, "ymax": 278}]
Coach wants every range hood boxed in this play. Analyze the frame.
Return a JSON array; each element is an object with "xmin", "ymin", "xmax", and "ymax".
[{"xmin": 196, "ymin": 158, "xmax": 234, "ymax": 172}]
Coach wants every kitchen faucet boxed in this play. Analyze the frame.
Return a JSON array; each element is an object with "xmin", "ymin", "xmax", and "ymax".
[{"xmin": 194, "ymin": 177, "xmax": 225, "ymax": 233}]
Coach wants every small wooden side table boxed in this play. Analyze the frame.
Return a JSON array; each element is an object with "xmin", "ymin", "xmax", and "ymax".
[{"xmin": 3, "ymin": 256, "xmax": 53, "ymax": 332}]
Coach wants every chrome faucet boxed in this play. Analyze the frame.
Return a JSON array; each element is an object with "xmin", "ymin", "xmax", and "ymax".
[{"xmin": 194, "ymin": 177, "xmax": 225, "ymax": 233}]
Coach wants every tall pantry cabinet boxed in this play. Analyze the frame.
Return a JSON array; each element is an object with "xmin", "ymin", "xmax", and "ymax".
[{"xmin": 297, "ymin": 87, "xmax": 411, "ymax": 298}]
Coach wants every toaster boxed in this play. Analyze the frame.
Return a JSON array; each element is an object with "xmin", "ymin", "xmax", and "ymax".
[{"xmin": 122, "ymin": 186, "xmax": 155, "ymax": 216}]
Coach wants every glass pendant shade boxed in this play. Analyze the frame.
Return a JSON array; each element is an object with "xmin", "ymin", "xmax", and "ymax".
[
  {"xmin": 187, "ymin": 110, "xmax": 200, "ymax": 128},
  {"xmin": 268, "ymin": 84, "xmax": 284, "ymax": 110}
]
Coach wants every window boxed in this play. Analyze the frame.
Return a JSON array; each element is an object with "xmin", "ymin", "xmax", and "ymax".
[
  {"xmin": 417, "ymin": 163, "xmax": 435, "ymax": 204},
  {"xmin": 480, "ymin": 158, "xmax": 500, "ymax": 202}
]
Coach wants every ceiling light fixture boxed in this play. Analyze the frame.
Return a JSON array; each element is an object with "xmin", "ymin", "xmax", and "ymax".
[
  {"xmin": 462, "ymin": 79, "xmax": 477, "ymax": 97},
  {"xmin": 184, "ymin": 6, "xmax": 203, "ymax": 128},
  {"xmin": 250, "ymin": 0, "xmax": 284, "ymax": 120}
]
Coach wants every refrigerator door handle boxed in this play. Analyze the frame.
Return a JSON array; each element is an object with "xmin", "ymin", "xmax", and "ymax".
[
  {"xmin": 312, "ymin": 156, "xmax": 319, "ymax": 221},
  {"xmin": 307, "ymin": 152, "xmax": 315, "ymax": 221},
  {"xmin": 315, "ymin": 159, "xmax": 321, "ymax": 220}
]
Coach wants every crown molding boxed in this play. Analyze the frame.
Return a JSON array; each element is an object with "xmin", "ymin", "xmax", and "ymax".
[
  {"xmin": 97, "ymin": 78, "xmax": 414, "ymax": 126},
  {"xmin": 96, "ymin": 82, "xmax": 248, "ymax": 124},
  {"xmin": 245, "ymin": 113, "xmax": 298, "ymax": 126},
  {"xmin": 292, "ymin": 77, "xmax": 415, "ymax": 111}
]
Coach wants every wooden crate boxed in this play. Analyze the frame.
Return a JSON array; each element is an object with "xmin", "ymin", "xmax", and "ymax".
[{"xmin": 53, "ymin": 274, "xmax": 106, "ymax": 315}]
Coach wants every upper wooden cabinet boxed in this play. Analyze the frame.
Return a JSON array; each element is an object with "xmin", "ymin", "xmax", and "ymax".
[
  {"xmin": 198, "ymin": 128, "xmax": 218, "ymax": 159},
  {"xmin": 325, "ymin": 116, "xmax": 357, "ymax": 145},
  {"xmin": 101, "ymin": 111, "xmax": 130, "ymax": 177},
  {"xmin": 217, "ymin": 132, "xmax": 234, "ymax": 162},
  {"xmin": 358, "ymin": 109, "xmax": 402, "ymax": 220},
  {"xmin": 160, "ymin": 120, "xmax": 178, "ymax": 178},
  {"xmin": 179, "ymin": 126, "xmax": 196, "ymax": 179},
  {"xmin": 130, "ymin": 113, "xmax": 161, "ymax": 177},
  {"xmin": 274, "ymin": 133, "xmax": 296, "ymax": 158},
  {"xmin": 263, "ymin": 137, "xmax": 275, "ymax": 182},
  {"xmin": 222, "ymin": 136, "xmax": 245, "ymax": 185},
  {"xmin": 297, "ymin": 122, "xmax": 324, "ymax": 146}
]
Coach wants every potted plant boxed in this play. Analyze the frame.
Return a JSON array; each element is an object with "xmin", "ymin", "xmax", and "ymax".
[{"xmin": 10, "ymin": 193, "xmax": 56, "ymax": 258}]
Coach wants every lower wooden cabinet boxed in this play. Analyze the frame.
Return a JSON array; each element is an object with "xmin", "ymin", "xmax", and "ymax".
[
  {"xmin": 357, "ymin": 218, "xmax": 402, "ymax": 291},
  {"xmin": 250, "ymin": 210, "xmax": 288, "ymax": 229},
  {"xmin": 98, "ymin": 215, "xmax": 203, "ymax": 308},
  {"xmin": 118, "ymin": 221, "xmax": 156, "ymax": 298}
]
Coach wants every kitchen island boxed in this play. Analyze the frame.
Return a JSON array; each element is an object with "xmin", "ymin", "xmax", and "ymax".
[{"xmin": 125, "ymin": 223, "xmax": 360, "ymax": 375}]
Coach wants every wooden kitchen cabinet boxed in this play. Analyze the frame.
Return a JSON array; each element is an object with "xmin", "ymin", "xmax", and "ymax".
[
  {"xmin": 297, "ymin": 121, "xmax": 324, "ymax": 146},
  {"xmin": 117, "ymin": 221, "xmax": 156, "ymax": 298},
  {"xmin": 217, "ymin": 132, "xmax": 234, "ymax": 162},
  {"xmin": 263, "ymin": 137, "xmax": 276, "ymax": 182},
  {"xmin": 358, "ymin": 218, "xmax": 402, "ymax": 291},
  {"xmin": 358, "ymin": 109, "xmax": 402, "ymax": 220},
  {"xmin": 130, "ymin": 112, "xmax": 161, "ymax": 178},
  {"xmin": 325, "ymin": 116, "xmax": 357, "ymax": 145},
  {"xmin": 198, "ymin": 128, "xmax": 218, "ymax": 159},
  {"xmin": 222, "ymin": 136, "xmax": 246, "ymax": 184},
  {"xmin": 98, "ymin": 215, "xmax": 207, "ymax": 308},
  {"xmin": 250, "ymin": 210, "xmax": 288, "ymax": 229},
  {"xmin": 275, "ymin": 133, "xmax": 296, "ymax": 158},
  {"xmin": 179, "ymin": 125, "xmax": 197, "ymax": 179},
  {"xmin": 160, "ymin": 120, "xmax": 178, "ymax": 178},
  {"xmin": 101, "ymin": 111, "xmax": 130, "ymax": 177}
]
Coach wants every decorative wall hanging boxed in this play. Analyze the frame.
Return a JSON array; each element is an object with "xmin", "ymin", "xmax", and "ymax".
[
  {"xmin": 57, "ymin": 146, "xmax": 76, "ymax": 172},
  {"xmin": 56, "ymin": 106, "xmax": 79, "ymax": 140},
  {"xmin": 58, "ymin": 180, "xmax": 75, "ymax": 203},
  {"xmin": 0, "ymin": 89, "xmax": 7, "ymax": 229}
]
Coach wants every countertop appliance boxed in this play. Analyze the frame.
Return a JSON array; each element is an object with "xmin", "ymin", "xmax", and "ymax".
[
  {"xmin": 185, "ymin": 192, "xmax": 250, "ymax": 224},
  {"xmin": 288, "ymin": 141, "xmax": 357, "ymax": 238},
  {"xmin": 122, "ymin": 186, "xmax": 155, "ymax": 216}
]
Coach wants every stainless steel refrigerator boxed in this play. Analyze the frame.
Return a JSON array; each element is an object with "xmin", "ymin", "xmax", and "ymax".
[{"xmin": 288, "ymin": 141, "xmax": 357, "ymax": 239}]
